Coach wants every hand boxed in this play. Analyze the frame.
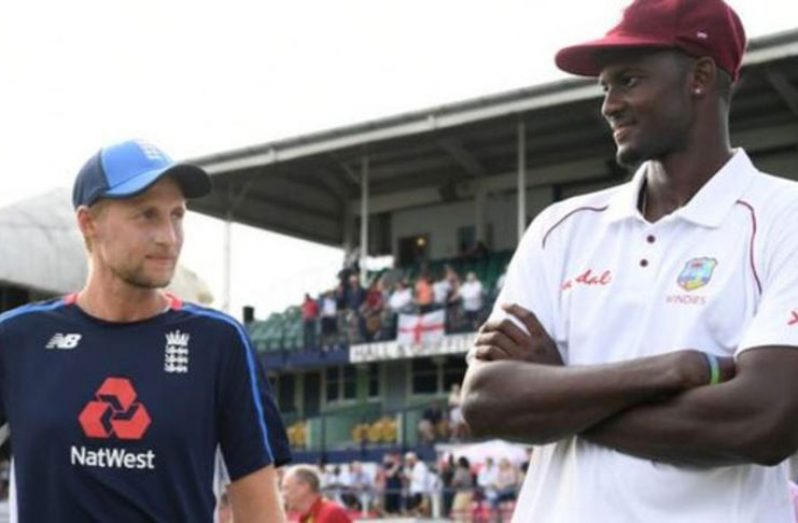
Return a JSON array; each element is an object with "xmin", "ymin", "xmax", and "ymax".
[{"xmin": 467, "ymin": 303, "xmax": 562, "ymax": 365}]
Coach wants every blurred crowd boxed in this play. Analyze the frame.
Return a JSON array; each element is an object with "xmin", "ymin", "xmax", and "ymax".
[
  {"xmin": 267, "ymin": 450, "xmax": 528, "ymax": 522},
  {"xmin": 301, "ymin": 261, "xmax": 506, "ymax": 349}
]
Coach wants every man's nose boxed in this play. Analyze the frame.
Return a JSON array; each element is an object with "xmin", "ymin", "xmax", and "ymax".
[{"xmin": 601, "ymin": 87, "xmax": 624, "ymax": 122}]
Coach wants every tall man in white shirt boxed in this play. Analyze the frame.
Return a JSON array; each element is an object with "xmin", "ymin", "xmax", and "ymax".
[
  {"xmin": 458, "ymin": 272, "xmax": 484, "ymax": 331},
  {"xmin": 461, "ymin": 0, "xmax": 798, "ymax": 521},
  {"xmin": 403, "ymin": 452, "xmax": 432, "ymax": 516}
]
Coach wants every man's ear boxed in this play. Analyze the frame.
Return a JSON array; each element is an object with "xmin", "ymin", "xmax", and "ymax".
[
  {"xmin": 690, "ymin": 57, "xmax": 717, "ymax": 98},
  {"xmin": 77, "ymin": 205, "xmax": 95, "ymax": 236},
  {"xmin": 76, "ymin": 205, "xmax": 99, "ymax": 242}
]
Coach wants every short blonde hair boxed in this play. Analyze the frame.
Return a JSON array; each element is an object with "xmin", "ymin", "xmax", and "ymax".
[{"xmin": 286, "ymin": 465, "xmax": 321, "ymax": 493}]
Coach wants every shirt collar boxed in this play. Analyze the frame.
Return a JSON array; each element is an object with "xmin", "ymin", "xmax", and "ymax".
[{"xmin": 604, "ymin": 149, "xmax": 758, "ymax": 227}]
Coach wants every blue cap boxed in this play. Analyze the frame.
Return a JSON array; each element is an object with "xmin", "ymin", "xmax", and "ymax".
[{"xmin": 72, "ymin": 139, "xmax": 212, "ymax": 209}]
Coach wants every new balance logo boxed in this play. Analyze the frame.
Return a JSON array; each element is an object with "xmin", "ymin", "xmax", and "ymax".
[
  {"xmin": 46, "ymin": 333, "xmax": 82, "ymax": 350},
  {"xmin": 164, "ymin": 330, "xmax": 190, "ymax": 373}
]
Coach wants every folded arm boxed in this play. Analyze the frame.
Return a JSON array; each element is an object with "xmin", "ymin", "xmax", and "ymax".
[
  {"xmin": 460, "ymin": 305, "xmax": 717, "ymax": 444},
  {"xmin": 582, "ymin": 346, "xmax": 798, "ymax": 467}
]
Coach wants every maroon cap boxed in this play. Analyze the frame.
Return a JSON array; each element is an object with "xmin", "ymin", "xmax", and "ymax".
[{"xmin": 555, "ymin": 0, "xmax": 746, "ymax": 80}]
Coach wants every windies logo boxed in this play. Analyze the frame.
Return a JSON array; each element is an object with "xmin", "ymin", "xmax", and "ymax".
[
  {"xmin": 677, "ymin": 257, "xmax": 718, "ymax": 292},
  {"xmin": 78, "ymin": 377, "xmax": 151, "ymax": 440}
]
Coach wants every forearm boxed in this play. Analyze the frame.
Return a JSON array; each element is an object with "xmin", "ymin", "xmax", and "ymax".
[
  {"xmin": 228, "ymin": 466, "xmax": 286, "ymax": 523},
  {"xmin": 582, "ymin": 374, "xmax": 791, "ymax": 467},
  {"xmin": 461, "ymin": 351, "xmax": 703, "ymax": 444}
]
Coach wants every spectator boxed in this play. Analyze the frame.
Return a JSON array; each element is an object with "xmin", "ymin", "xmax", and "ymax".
[
  {"xmin": 439, "ymin": 454, "xmax": 456, "ymax": 519},
  {"xmin": 320, "ymin": 290, "xmax": 339, "ymax": 348},
  {"xmin": 320, "ymin": 464, "xmax": 336, "ymax": 490},
  {"xmin": 495, "ymin": 457, "xmax": 521, "ymax": 509},
  {"xmin": 302, "ymin": 293, "xmax": 319, "ymax": 349},
  {"xmin": 414, "ymin": 272, "xmax": 434, "ymax": 313},
  {"xmin": 381, "ymin": 453, "xmax": 404, "ymax": 515},
  {"xmin": 360, "ymin": 280, "xmax": 385, "ymax": 342},
  {"xmin": 347, "ymin": 461, "xmax": 372, "ymax": 515},
  {"xmin": 432, "ymin": 270, "xmax": 452, "ymax": 310},
  {"xmin": 457, "ymin": 271, "xmax": 484, "ymax": 331},
  {"xmin": 417, "ymin": 401, "xmax": 445, "ymax": 445},
  {"xmin": 387, "ymin": 280, "xmax": 413, "ymax": 338},
  {"xmin": 326, "ymin": 465, "xmax": 350, "ymax": 506},
  {"xmin": 346, "ymin": 274, "xmax": 365, "ymax": 311},
  {"xmin": 388, "ymin": 280, "xmax": 413, "ymax": 314},
  {"xmin": 444, "ymin": 264, "xmax": 462, "ymax": 329},
  {"xmin": 477, "ymin": 457, "xmax": 499, "ymax": 510},
  {"xmin": 448, "ymin": 383, "xmax": 467, "ymax": 441},
  {"xmin": 282, "ymin": 465, "xmax": 352, "ymax": 523},
  {"xmin": 450, "ymin": 456, "xmax": 475, "ymax": 522},
  {"xmin": 403, "ymin": 452, "xmax": 432, "ymax": 516},
  {"xmin": 376, "ymin": 276, "xmax": 393, "ymax": 340},
  {"xmin": 345, "ymin": 274, "xmax": 366, "ymax": 343},
  {"xmin": 334, "ymin": 282, "xmax": 346, "ymax": 311},
  {"xmin": 444, "ymin": 264, "xmax": 461, "ymax": 291}
]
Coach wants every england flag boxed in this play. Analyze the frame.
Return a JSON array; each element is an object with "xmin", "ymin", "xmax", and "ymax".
[{"xmin": 397, "ymin": 309, "xmax": 445, "ymax": 346}]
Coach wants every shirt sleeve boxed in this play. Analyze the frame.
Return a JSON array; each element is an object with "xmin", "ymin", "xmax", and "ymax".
[
  {"xmin": 218, "ymin": 322, "xmax": 291, "ymax": 480},
  {"xmin": 482, "ymin": 206, "xmax": 560, "ymax": 355},
  {"xmin": 738, "ymin": 203, "xmax": 798, "ymax": 353}
]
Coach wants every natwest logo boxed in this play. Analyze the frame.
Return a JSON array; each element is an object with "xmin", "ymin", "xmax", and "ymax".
[{"xmin": 78, "ymin": 377, "xmax": 151, "ymax": 440}]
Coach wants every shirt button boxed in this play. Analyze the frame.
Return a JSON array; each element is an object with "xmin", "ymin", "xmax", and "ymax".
[
  {"xmin": 640, "ymin": 259, "xmax": 649, "ymax": 267},
  {"xmin": 646, "ymin": 235, "xmax": 656, "ymax": 244}
]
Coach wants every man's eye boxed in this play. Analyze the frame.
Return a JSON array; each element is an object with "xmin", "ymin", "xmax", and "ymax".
[{"xmin": 623, "ymin": 76, "xmax": 639, "ymax": 88}]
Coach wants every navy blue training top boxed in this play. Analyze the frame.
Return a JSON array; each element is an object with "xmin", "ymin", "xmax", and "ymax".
[{"xmin": 0, "ymin": 294, "xmax": 291, "ymax": 522}]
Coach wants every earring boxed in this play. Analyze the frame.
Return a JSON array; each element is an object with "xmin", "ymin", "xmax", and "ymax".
[{"xmin": 694, "ymin": 88, "xmax": 702, "ymax": 95}]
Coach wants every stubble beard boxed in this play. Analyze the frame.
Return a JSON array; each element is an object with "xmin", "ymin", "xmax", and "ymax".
[
  {"xmin": 111, "ymin": 263, "xmax": 174, "ymax": 290},
  {"xmin": 615, "ymin": 140, "xmax": 648, "ymax": 170}
]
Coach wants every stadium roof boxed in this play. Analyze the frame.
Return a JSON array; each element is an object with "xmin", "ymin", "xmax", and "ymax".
[
  {"xmin": 0, "ymin": 189, "xmax": 213, "ymax": 303},
  {"xmin": 188, "ymin": 29, "xmax": 798, "ymax": 248}
]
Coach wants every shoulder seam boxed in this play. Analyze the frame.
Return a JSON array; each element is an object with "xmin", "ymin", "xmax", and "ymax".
[
  {"xmin": 542, "ymin": 205, "xmax": 609, "ymax": 249},
  {"xmin": 0, "ymin": 299, "xmax": 67, "ymax": 325}
]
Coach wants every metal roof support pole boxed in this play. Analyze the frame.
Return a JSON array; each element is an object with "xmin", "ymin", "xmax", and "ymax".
[
  {"xmin": 221, "ymin": 182, "xmax": 252, "ymax": 313},
  {"xmin": 517, "ymin": 118, "xmax": 527, "ymax": 244},
  {"xmin": 360, "ymin": 156, "xmax": 369, "ymax": 285},
  {"xmin": 222, "ymin": 208, "xmax": 232, "ymax": 313},
  {"xmin": 343, "ymin": 203, "xmax": 354, "ymax": 253}
]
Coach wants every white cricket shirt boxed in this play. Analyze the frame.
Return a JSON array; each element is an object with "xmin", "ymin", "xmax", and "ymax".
[{"xmin": 490, "ymin": 150, "xmax": 798, "ymax": 522}]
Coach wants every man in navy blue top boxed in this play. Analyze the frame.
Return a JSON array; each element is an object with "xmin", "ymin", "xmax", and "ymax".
[{"xmin": 0, "ymin": 139, "xmax": 291, "ymax": 521}]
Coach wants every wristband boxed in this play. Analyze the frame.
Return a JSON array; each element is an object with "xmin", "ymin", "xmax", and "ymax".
[{"xmin": 704, "ymin": 353, "xmax": 721, "ymax": 385}]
